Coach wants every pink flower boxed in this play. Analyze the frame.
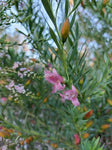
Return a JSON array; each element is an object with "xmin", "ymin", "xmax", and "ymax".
[
  {"xmin": 0, "ymin": 97, "xmax": 7, "ymax": 105},
  {"xmin": 20, "ymin": 68, "xmax": 26, "ymax": 71},
  {"xmin": 44, "ymin": 68, "xmax": 65, "ymax": 93},
  {"xmin": 5, "ymin": 80, "xmax": 14, "ymax": 90},
  {"xmin": 12, "ymin": 62, "xmax": 21, "ymax": 69},
  {"xmin": 2, "ymin": 145, "xmax": 7, "ymax": 150},
  {"xmin": 59, "ymin": 85, "xmax": 80, "ymax": 107},
  {"xmin": 45, "ymin": 68, "xmax": 64, "ymax": 84},
  {"xmin": 15, "ymin": 84, "xmax": 25, "ymax": 94},
  {"xmin": 18, "ymin": 71, "xmax": 23, "ymax": 78},
  {"xmin": 74, "ymin": 134, "xmax": 80, "ymax": 145},
  {"xmin": 52, "ymin": 82, "xmax": 65, "ymax": 93}
]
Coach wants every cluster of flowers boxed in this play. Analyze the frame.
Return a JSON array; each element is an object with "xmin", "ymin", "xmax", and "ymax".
[
  {"xmin": 5, "ymin": 80, "xmax": 25, "ymax": 94},
  {"xmin": 44, "ymin": 68, "xmax": 80, "ymax": 107},
  {"xmin": 12, "ymin": 62, "xmax": 32, "ymax": 79}
]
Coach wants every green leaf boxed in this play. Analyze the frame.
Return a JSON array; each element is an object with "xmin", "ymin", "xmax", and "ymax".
[
  {"xmin": 16, "ymin": 28, "xmax": 28, "ymax": 36},
  {"xmin": 104, "ymin": 53, "xmax": 108, "ymax": 63},
  {"xmin": 68, "ymin": 23, "xmax": 79, "ymax": 62},
  {"xmin": 56, "ymin": 0, "xmax": 61, "ymax": 17},
  {"xmin": 70, "ymin": 11, "xmax": 76, "ymax": 29},
  {"xmin": 14, "ymin": 0, "xmax": 19, "ymax": 11},
  {"xmin": 68, "ymin": 38, "xmax": 78, "ymax": 61},
  {"xmin": 8, "ymin": 49, "xmax": 14, "ymax": 60},
  {"xmin": 80, "ymin": 137, "xmax": 104, "ymax": 150},
  {"xmin": 79, "ymin": 49, "xmax": 87, "ymax": 66},
  {"xmin": 41, "ymin": 0, "xmax": 56, "ymax": 28},
  {"xmin": 24, "ymin": 14, "xmax": 32, "ymax": 21},
  {"xmin": 49, "ymin": 27, "xmax": 60, "ymax": 49},
  {"xmin": 65, "ymin": 0, "xmax": 69, "ymax": 18},
  {"xmin": 76, "ymin": 22, "xmax": 79, "ymax": 39},
  {"xmin": 70, "ymin": 29, "xmax": 76, "ymax": 41}
]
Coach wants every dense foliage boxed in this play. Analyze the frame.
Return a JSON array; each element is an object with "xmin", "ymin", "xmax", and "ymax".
[{"xmin": 0, "ymin": 0, "xmax": 112, "ymax": 149}]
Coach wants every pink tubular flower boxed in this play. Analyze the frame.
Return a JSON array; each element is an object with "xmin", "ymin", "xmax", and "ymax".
[
  {"xmin": 74, "ymin": 134, "xmax": 80, "ymax": 145},
  {"xmin": 59, "ymin": 85, "xmax": 80, "ymax": 107},
  {"xmin": 52, "ymin": 82, "xmax": 65, "ymax": 93},
  {"xmin": 44, "ymin": 68, "xmax": 65, "ymax": 93}
]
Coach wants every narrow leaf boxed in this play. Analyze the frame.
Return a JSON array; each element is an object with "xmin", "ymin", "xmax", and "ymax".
[
  {"xmin": 76, "ymin": 22, "xmax": 79, "ymax": 38},
  {"xmin": 70, "ymin": 11, "xmax": 76, "ymax": 29},
  {"xmin": 56, "ymin": 0, "xmax": 61, "ymax": 16},
  {"xmin": 68, "ymin": 37, "xmax": 78, "ymax": 62},
  {"xmin": 41, "ymin": 0, "xmax": 56, "ymax": 28},
  {"xmin": 65, "ymin": 0, "xmax": 69, "ymax": 18},
  {"xmin": 49, "ymin": 27, "xmax": 60, "ymax": 49}
]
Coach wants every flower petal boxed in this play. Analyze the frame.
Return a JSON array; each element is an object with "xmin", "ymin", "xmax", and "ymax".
[{"xmin": 72, "ymin": 98, "xmax": 80, "ymax": 107}]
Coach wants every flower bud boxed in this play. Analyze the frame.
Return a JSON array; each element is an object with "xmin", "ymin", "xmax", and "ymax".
[
  {"xmin": 84, "ymin": 110, "xmax": 93, "ymax": 119},
  {"xmin": 107, "ymin": 99, "xmax": 112, "ymax": 106},
  {"xmin": 43, "ymin": 97, "xmax": 48, "ymax": 103},
  {"xmin": 101, "ymin": 124, "xmax": 110, "ymax": 130},
  {"xmin": 108, "ymin": 118, "xmax": 112, "ymax": 122},
  {"xmin": 103, "ymin": 0, "xmax": 109, "ymax": 5},
  {"xmin": 61, "ymin": 18, "xmax": 70, "ymax": 43},
  {"xmin": 83, "ymin": 133, "xmax": 89, "ymax": 139},
  {"xmin": 102, "ymin": 8, "xmax": 106, "ymax": 14},
  {"xmin": 26, "ymin": 80, "xmax": 31, "ymax": 85},
  {"xmin": 74, "ymin": 134, "xmax": 80, "ymax": 145},
  {"xmin": 86, "ymin": 121, "xmax": 93, "ymax": 128},
  {"xmin": 69, "ymin": 0, "xmax": 74, "ymax": 5}
]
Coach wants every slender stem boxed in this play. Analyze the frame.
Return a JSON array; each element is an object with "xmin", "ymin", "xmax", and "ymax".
[{"xmin": 60, "ymin": 42, "xmax": 69, "ymax": 81}]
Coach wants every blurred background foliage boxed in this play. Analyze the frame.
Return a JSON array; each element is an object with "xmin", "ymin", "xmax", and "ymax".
[{"xmin": 0, "ymin": 0, "xmax": 112, "ymax": 149}]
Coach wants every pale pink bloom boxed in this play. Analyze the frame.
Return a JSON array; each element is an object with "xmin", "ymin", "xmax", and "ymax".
[
  {"xmin": 45, "ymin": 68, "xmax": 64, "ymax": 84},
  {"xmin": 15, "ymin": 84, "xmax": 25, "ymax": 94},
  {"xmin": 5, "ymin": 80, "xmax": 14, "ymax": 90},
  {"xmin": 44, "ymin": 68, "xmax": 65, "ymax": 93},
  {"xmin": 0, "ymin": 97, "xmax": 7, "ymax": 105},
  {"xmin": 12, "ymin": 62, "xmax": 21, "ymax": 69},
  {"xmin": 52, "ymin": 82, "xmax": 65, "ymax": 93},
  {"xmin": 23, "ymin": 71, "xmax": 29, "ymax": 76},
  {"xmin": 9, "ymin": 80, "xmax": 14, "ymax": 87},
  {"xmin": 59, "ymin": 85, "xmax": 80, "ymax": 107},
  {"xmin": 2, "ymin": 146, "xmax": 7, "ymax": 150},
  {"xmin": 20, "ymin": 68, "xmax": 26, "ymax": 71},
  {"xmin": 74, "ymin": 134, "xmax": 80, "ymax": 145},
  {"xmin": 18, "ymin": 71, "xmax": 23, "ymax": 78}
]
